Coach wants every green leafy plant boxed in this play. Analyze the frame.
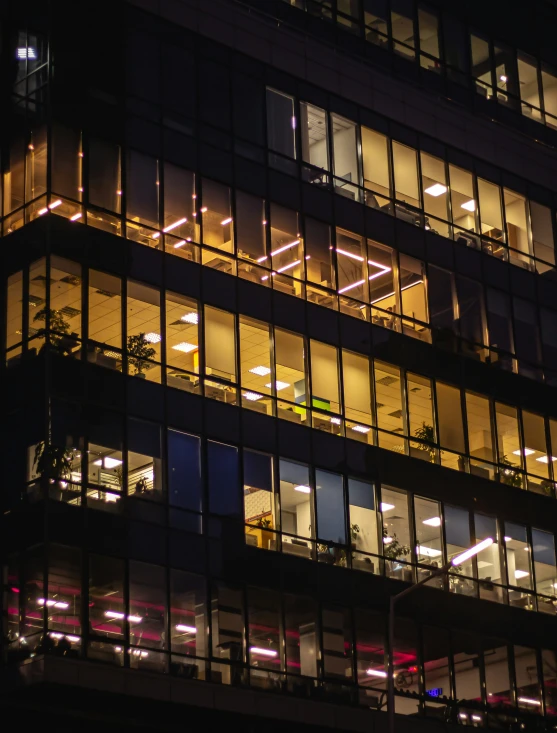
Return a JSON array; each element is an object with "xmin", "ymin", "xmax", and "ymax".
[
  {"xmin": 127, "ymin": 333, "xmax": 156, "ymax": 375},
  {"xmin": 350, "ymin": 523, "xmax": 360, "ymax": 544},
  {"xmin": 499, "ymin": 455, "xmax": 523, "ymax": 488},
  {"xmin": 382, "ymin": 527, "xmax": 410, "ymax": 560},
  {"xmin": 33, "ymin": 308, "xmax": 71, "ymax": 347},
  {"xmin": 33, "ymin": 442, "xmax": 74, "ymax": 483},
  {"xmin": 256, "ymin": 517, "xmax": 272, "ymax": 529},
  {"xmin": 414, "ymin": 422, "xmax": 436, "ymax": 460}
]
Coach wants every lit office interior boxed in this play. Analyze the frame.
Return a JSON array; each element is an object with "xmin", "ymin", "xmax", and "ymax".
[
  {"xmin": 18, "ymin": 394, "xmax": 557, "ymax": 615},
  {"xmin": 9, "ymin": 257, "xmax": 557, "ymax": 497},
  {"xmin": 281, "ymin": 0, "xmax": 557, "ymax": 131},
  {"xmin": 6, "ymin": 543, "xmax": 557, "ymax": 723}
]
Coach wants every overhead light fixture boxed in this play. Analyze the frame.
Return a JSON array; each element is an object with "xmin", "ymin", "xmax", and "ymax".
[
  {"xmin": 175, "ymin": 624, "xmax": 196, "ymax": 634},
  {"xmin": 339, "ymin": 279, "xmax": 365, "ymax": 294},
  {"xmin": 330, "ymin": 417, "xmax": 341, "ymax": 425},
  {"xmin": 383, "ymin": 536, "xmax": 393, "ymax": 544},
  {"xmin": 514, "ymin": 569, "xmax": 529, "ymax": 579},
  {"xmin": 93, "ymin": 457, "xmax": 123, "ymax": 469},
  {"xmin": 513, "ymin": 448, "xmax": 535, "ymax": 456},
  {"xmin": 172, "ymin": 342, "xmax": 198, "ymax": 353},
  {"xmin": 256, "ymin": 256, "xmax": 268, "ymax": 263},
  {"xmin": 173, "ymin": 240, "xmax": 188, "ymax": 248},
  {"xmin": 380, "ymin": 502, "xmax": 395, "ymax": 512},
  {"xmin": 518, "ymin": 697, "xmax": 541, "ymax": 706},
  {"xmin": 243, "ymin": 392, "xmax": 263, "ymax": 401},
  {"xmin": 249, "ymin": 365, "xmax": 271, "ymax": 376},
  {"xmin": 70, "ymin": 212, "xmax": 82, "ymax": 221},
  {"xmin": 180, "ymin": 312, "xmax": 199, "ymax": 325},
  {"xmin": 461, "ymin": 199, "xmax": 476, "ymax": 212},
  {"xmin": 504, "ymin": 536, "xmax": 512, "ymax": 541},
  {"xmin": 220, "ymin": 217, "xmax": 232, "ymax": 226},
  {"xmin": 200, "ymin": 207, "xmax": 207, "ymax": 213},
  {"xmin": 66, "ymin": 635, "xmax": 80, "ymax": 643},
  {"xmin": 294, "ymin": 485, "xmax": 311, "ymax": 494},
  {"xmin": 17, "ymin": 47, "xmax": 37, "ymax": 59},
  {"xmin": 271, "ymin": 240, "xmax": 300, "ymax": 257},
  {"xmin": 250, "ymin": 647, "xmax": 278, "ymax": 657},
  {"xmin": 500, "ymin": 75, "xmax": 508, "ymax": 83},
  {"xmin": 265, "ymin": 381, "xmax": 290, "ymax": 391},
  {"xmin": 416, "ymin": 545, "xmax": 442, "ymax": 557},
  {"xmin": 366, "ymin": 669, "xmax": 387, "ymax": 678},
  {"xmin": 424, "ymin": 183, "xmax": 447, "ymax": 197},
  {"xmin": 536, "ymin": 455, "xmax": 556, "ymax": 463},
  {"xmin": 422, "ymin": 517, "xmax": 441, "ymax": 527},
  {"xmin": 144, "ymin": 332, "xmax": 161, "ymax": 343},
  {"xmin": 352, "ymin": 425, "xmax": 370, "ymax": 434}
]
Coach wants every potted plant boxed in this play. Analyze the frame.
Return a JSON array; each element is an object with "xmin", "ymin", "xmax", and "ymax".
[
  {"xmin": 499, "ymin": 455, "xmax": 523, "ymax": 488},
  {"xmin": 256, "ymin": 516, "xmax": 273, "ymax": 549},
  {"xmin": 317, "ymin": 541, "xmax": 335, "ymax": 564},
  {"xmin": 127, "ymin": 333, "xmax": 156, "ymax": 378},
  {"xmin": 33, "ymin": 441, "xmax": 75, "ymax": 498},
  {"xmin": 33, "ymin": 308, "xmax": 71, "ymax": 350},
  {"xmin": 132, "ymin": 476, "xmax": 149, "ymax": 496},
  {"xmin": 413, "ymin": 422, "xmax": 436, "ymax": 461},
  {"xmin": 382, "ymin": 527, "xmax": 410, "ymax": 576}
]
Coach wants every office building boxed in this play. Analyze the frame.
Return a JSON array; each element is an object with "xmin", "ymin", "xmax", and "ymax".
[{"xmin": 2, "ymin": 0, "xmax": 557, "ymax": 729}]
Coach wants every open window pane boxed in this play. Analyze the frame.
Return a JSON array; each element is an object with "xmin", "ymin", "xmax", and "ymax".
[
  {"xmin": 236, "ymin": 191, "xmax": 266, "ymax": 263},
  {"xmin": 305, "ymin": 218, "xmax": 334, "ymax": 289},
  {"xmin": 518, "ymin": 52, "xmax": 542, "ymax": 120},
  {"xmin": 266, "ymin": 88, "xmax": 296, "ymax": 159},
  {"xmin": 348, "ymin": 478, "xmax": 379, "ymax": 561}
]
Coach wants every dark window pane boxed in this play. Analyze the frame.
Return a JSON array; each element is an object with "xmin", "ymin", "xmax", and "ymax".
[
  {"xmin": 208, "ymin": 441, "xmax": 240, "ymax": 516},
  {"xmin": 168, "ymin": 430, "xmax": 201, "ymax": 511},
  {"xmin": 316, "ymin": 469, "xmax": 346, "ymax": 545}
]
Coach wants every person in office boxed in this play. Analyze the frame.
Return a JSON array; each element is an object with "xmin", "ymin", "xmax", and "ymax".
[{"xmin": 385, "ymin": 307, "xmax": 397, "ymax": 330}]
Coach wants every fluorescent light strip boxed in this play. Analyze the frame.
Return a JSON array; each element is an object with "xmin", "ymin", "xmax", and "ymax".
[
  {"xmin": 518, "ymin": 697, "xmax": 541, "ymax": 706},
  {"xmin": 276, "ymin": 259, "xmax": 300, "ymax": 273},
  {"xmin": 451, "ymin": 537, "xmax": 493, "ymax": 566},
  {"xmin": 270, "ymin": 240, "xmax": 300, "ymax": 257},
  {"xmin": 422, "ymin": 517, "xmax": 441, "ymax": 527},
  {"xmin": 294, "ymin": 485, "xmax": 311, "ymax": 494},
  {"xmin": 175, "ymin": 624, "xmax": 196, "ymax": 633},
  {"xmin": 370, "ymin": 280, "xmax": 423, "ymax": 305},
  {"xmin": 366, "ymin": 668, "xmax": 387, "ymax": 678},
  {"xmin": 339, "ymin": 279, "xmax": 365, "ymax": 294},
  {"xmin": 380, "ymin": 502, "xmax": 395, "ymax": 512},
  {"xmin": 250, "ymin": 647, "xmax": 278, "ymax": 657},
  {"xmin": 70, "ymin": 213, "xmax": 82, "ymax": 221},
  {"xmin": 336, "ymin": 247, "xmax": 364, "ymax": 262},
  {"xmin": 220, "ymin": 217, "xmax": 232, "ymax": 226}
]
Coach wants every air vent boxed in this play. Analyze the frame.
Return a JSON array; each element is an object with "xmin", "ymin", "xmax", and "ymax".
[
  {"xmin": 409, "ymin": 387, "xmax": 420, "ymax": 392},
  {"xmin": 27, "ymin": 294, "xmax": 45, "ymax": 307},
  {"xmin": 170, "ymin": 319, "xmax": 188, "ymax": 327},
  {"xmin": 375, "ymin": 402, "xmax": 385, "ymax": 409},
  {"xmin": 59, "ymin": 306, "xmax": 81, "ymax": 318},
  {"xmin": 376, "ymin": 375, "xmax": 397, "ymax": 386},
  {"xmin": 60, "ymin": 275, "xmax": 81, "ymax": 286},
  {"xmin": 389, "ymin": 409, "xmax": 403, "ymax": 419},
  {"xmin": 95, "ymin": 289, "xmax": 116, "ymax": 298},
  {"xmin": 32, "ymin": 274, "xmax": 54, "ymax": 283}
]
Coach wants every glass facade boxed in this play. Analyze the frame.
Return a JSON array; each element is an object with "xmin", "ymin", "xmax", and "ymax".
[
  {"xmin": 2, "ymin": 2, "xmax": 557, "ymax": 731},
  {"xmin": 279, "ymin": 0, "xmax": 557, "ymax": 132},
  {"xmin": 9, "ymin": 256, "xmax": 557, "ymax": 498}
]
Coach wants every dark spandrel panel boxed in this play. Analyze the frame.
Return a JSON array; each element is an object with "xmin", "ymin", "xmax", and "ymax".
[
  {"xmin": 169, "ymin": 531, "xmax": 206, "ymax": 573},
  {"xmin": 166, "ymin": 389, "xmax": 203, "ymax": 434},
  {"xmin": 277, "ymin": 420, "xmax": 311, "ymax": 463},
  {"xmin": 307, "ymin": 302, "xmax": 339, "ymax": 345},
  {"xmin": 126, "ymin": 29, "xmax": 160, "ymax": 105},
  {"xmin": 199, "ymin": 59, "xmax": 230, "ymax": 130},
  {"xmin": 202, "ymin": 267, "xmax": 236, "ymax": 312},
  {"xmin": 127, "ymin": 378, "xmax": 164, "ymax": 423},
  {"xmin": 232, "ymin": 74, "xmax": 265, "ymax": 146},
  {"xmin": 199, "ymin": 144, "xmax": 233, "ymax": 186},
  {"xmin": 241, "ymin": 410, "xmax": 277, "ymax": 454},
  {"xmin": 162, "ymin": 45, "xmax": 195, "ymax": 119},
  {"xmin": 312, "ymin": 431, "xmax": 345, "ymax": 472},
  {"xmin": 128, "ymin": 242, "xmax": 163, "ymax": 287},
  {"xmin": 205, "ymin": 400, "xmax": 241, "ymax": 446},
  {"xmin": 272, "ymin": 291, "xmax": 307, "ymax": 333},
  {"xmin": 454, "ymin": 245, "xmax": 482, "ymax": 280}
]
